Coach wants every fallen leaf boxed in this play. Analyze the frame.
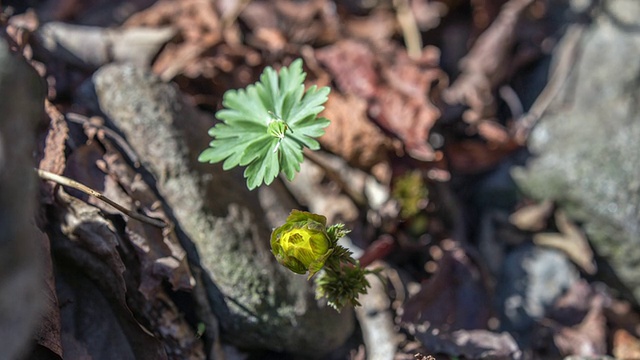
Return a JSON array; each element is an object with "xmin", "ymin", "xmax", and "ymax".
[
  {"xmin": 345, "ymin": 10, "xmax": 397, "ymax": 46},
  {"xmin": 33, "ymin": 230, "xmax": 63, "ymax": 358},
  {"xmin": 411, "ymin": 0, "xmax": 449, "ymax": 32},
  {"xmin": 415, "ymin": 328, "xmax": 522, "ymax": 360},
  {"xmin": 316, "ymin": 39, "xmax": 378, "ymax": 99},
  {"xmin": 372, "ymin": 48, "xmax": 445, "ymax": 161},
  {"xmin": 533, "ymin": 210, "xmax": 596, "ymax": 274},
  {"xmin": 38, "ymin": 101, "xmax": 69, "ymax": 204},
  {"xmin": 317, "ymin": 40, "xmax": 446, "ymax": 161},
  {"xmin": 54, "ymin": 256, "xmax": 168, "ymax": 360},
  {"xmin": 401, "ymin": 240, "xmax": 491, "ymax": 331},
  {"xmin": 319, "ymin": 92, "xmax": 395, "ymax": 171},
  {"xmin": 125, "ymin": 0, "xmax": 223, "ymax": 80},
  {"xmin": 444, "ymin": 139, "xmax": 518, "ymax": 174},
  {"xmin": 100, "ymin": 139, "xmax": 194, "ymax": 296},
  {"xmin": 476, "ymin": 119, "xmax": 512, "ymax": 145},
  {"xmin": 358, "ymin": 235, "xmax": 396, "ymax": 268},
  {"xmin": 443, "ymin": 0, "xmax": 536, "ymax": 124},
  {"xmin": 531, "ymin": 280, "xmax": 607, "ymax": 358},
  {"xmin": 509, "ymin": 199, "xmax": 554, "ymax": 232},
  {"xmin": 35, "ymin": 22, "xmax": 176, "ymax": 68},
  {"xmin": 54, "ymin": 189, "xmax": 128, "ymax": 306},
  {"xmin": 613, "ymin": 329, "xmax": 640, "ymax": 360},
  {"xmin": 552, "ymin": 294, "xmax": 607, "ymax": 357}
]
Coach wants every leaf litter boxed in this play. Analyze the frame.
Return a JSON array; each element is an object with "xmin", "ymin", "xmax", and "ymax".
[{"xmin": 3, "ymin": 0, "xmax": 640, "ymax": 359}]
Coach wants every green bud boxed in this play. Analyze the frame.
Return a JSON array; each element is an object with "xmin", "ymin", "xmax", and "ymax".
[
  {"xmin": 315, "ymin": 264, "xmax": 371, "ymax": 311},
  {"xmin": 267, "ymin": 119, "xmax": 288, "ymax": 139},
  {"xmin": 270, "ymin": 210, "xmax": 333, "ymax": 278}
]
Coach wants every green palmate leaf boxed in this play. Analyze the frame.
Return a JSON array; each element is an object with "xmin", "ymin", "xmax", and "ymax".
[{"xmin": 198, "ymin": 59, "xmax": 331, "ymax": 190}]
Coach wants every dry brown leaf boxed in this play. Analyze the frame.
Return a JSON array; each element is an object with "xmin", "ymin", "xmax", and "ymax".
[
  {"xmin": 532, "ymin": 281, "xmax": 607, "ymax": 358},
  {"xmin": 442, "ymin": 0, "xmax": 540, "ymax": 147},
  {"xmin": 33, "ymin": 231, "xmax": 63, "ymax": 358},
  {"xmin": 317, "ymin": 40, "xmax": 445, "ymax": 161},
  {"xmin": 52, "ymin": 144, "xmax": 202, "ymax": 358},
  {"xmin": 101, "ymin": 141, "xmax": 194, "ymax": 296},
  {"xmin": 252, "ymin": 27, "xmax": 288, "ymax": 53},
  {"xmin": 373, "ymin": 48, "xmax": 445, "ymax": 161},
  {"xmin": 603, "ymin": 297, "xmax": 640, "ymax": 343},
  {"xmin": 401, "ymin": 240, "xmax": 491, "ymax": 330},
  {"xmin": 411, "ymin": 0, "xmax": 449, "ymax": 32},
  {"xmin": 470, "ymin": 0, "xmax": 511, "ymax": 31},
  {"xmin": 54, "ymin": 188, "xmax": 129, "ymax": 306},
  {"xmin": 35, "ymin": 22, "xmax": 176, "ymax": 68},
  {"xmin": 415, "ymin": 328, "xmax": 521, "ymax": 360},
  {"xmin": 316, "ymin": 39, "xmax": 378, "ymax": 98},
  {"xmin": 613, "ymin": 329, "xmax": 640, "ymax": 360},
  {"xmin": 125, "ymin": 0, "xmax": 223, "ymax": 80},
  {"xmin": 533, "ymin": 210, "xmax": 596, "ymax": 274},
  {"xmin": 38, "ymin": 101, "xmax": 69, "ymax": 204},
  {"xmin": 232, "ymin": 0, "xmax": 340, "ymax": 53},
  {"xmin": 319, "ymin": 93, "xmax": 394, "ymax": 171},
  {"xmin": 476, "ymin": 119, "xmax": 511, "ymax": 145},
  {"xmin": 60, "ymin": 127, "xmax": 194, "ymax": 297},
  {"xmin": 444, "ymin": 139, "xmax": 518, "ymax": 174},
  {"xmin": 345, "ymin": 10, "xmax": 397, "ymax": 46},
  {"xmin": 443, "ymin": 0, "xmax": 536, "ymax": 122},
  {"xmin": 552, "ymin": 293, "xmax": 607, "ymax": 357},
  {"xmin": 509, "ymin": 199, "xmax": 554, "ymax": 232}
]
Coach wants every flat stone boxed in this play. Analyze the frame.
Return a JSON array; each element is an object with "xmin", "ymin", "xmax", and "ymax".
[
  {"xmin": 513, "ymin": 0, "xmax": 640, "ymax": 304},
  {"xmin": 83, "ymin": 63, "xmax": 354, "ymax": 357}
]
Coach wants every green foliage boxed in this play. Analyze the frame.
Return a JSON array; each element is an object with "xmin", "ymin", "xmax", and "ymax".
[
  {"xmin": 392, "ymin": 170, "xmax": 429, "ymax": 219},
  {"xmin": 315, "ymin": 264, "xmax": 370, "ymax": 310},
  {"xmin": 198, "ymin": 59, "xmax": 331, "ymax": 190},
  {"xmin": 326, "ymin": 223, "xmax": 351, "ymax": 247}
]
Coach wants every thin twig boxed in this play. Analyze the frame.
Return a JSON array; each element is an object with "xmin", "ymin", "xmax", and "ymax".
[
  {"xmin": 302, "ymin": 149, "xmax": 368, "ymax": 207},
  {"xmin": 514, "ymin": 24, "xmax": 585, "ymax": 143},
  {"xmin": 393, "ymin": 0, "xmax": 423, "ymax": 60},
  {"xmin": 36, "ymin": 168, "xmax": 167, "ymax": 228}
]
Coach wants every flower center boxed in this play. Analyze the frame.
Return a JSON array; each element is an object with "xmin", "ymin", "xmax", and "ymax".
[{"xmin": 289, "ymin": 232, "xmax": 305, "ymax": 244}]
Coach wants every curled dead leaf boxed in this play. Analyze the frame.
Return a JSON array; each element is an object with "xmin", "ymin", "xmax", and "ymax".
[
  {"xmin": 35, "ymin": 22, "xmax": 176, "ymax": 68},
  {"xmin": 317, "ymin": 40, "xmax": 446, "ymax": 162},
  {"xmin": 509, "ymin": 199, "xmax": 554, "ymax": 232},
  {"xmin": 533, "ymin": 210, "xmax": 596, "ymax": 275},
  {"xmin": 319, "ymin": 93, "xmax": 395, "ymax": 171},
  {"xmin": 614, "ymin": 328, "xmax": 640, "ymax": 360}
]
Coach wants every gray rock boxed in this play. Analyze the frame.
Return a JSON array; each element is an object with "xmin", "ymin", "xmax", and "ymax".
[
  {"xmin": 83, "ymin": 63, "xmax": 353, "ymax": 357},
  {"xmin": 497, "ymin": 244, "xmax": 578, "ymax": 345},
  {"xmin": 0, "ymin": 39, "xmax": 46, "ymax": 359},
  {"xmin": 512, "ymin": 0, "xmax": 640, "ymax": 304}
]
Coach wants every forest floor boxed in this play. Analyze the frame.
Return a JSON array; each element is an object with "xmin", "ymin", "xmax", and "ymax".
[{"xmin": 2, "ymin": 0, "xmax": 640, "ymax": 359}]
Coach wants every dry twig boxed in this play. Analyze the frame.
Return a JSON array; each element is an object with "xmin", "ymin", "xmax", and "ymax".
[{"xmin": 36, "ymin": 168, "xmax": 167, "ymax": 228}]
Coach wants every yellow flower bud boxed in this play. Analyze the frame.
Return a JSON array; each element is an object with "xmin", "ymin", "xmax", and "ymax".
[{"xmin": 270, "ymin": 210, "xmax": 333, "ymax": 278}]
